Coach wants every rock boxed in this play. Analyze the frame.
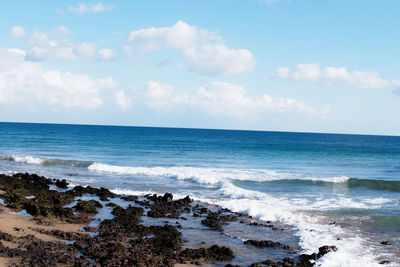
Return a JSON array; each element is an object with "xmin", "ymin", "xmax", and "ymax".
[
  {"xmin": 121, "ymin": 195, "xmax": 138, "ymax": 201},
  {"xmin": 73, "ymin": 200, "xmax": 103, "ymax": 214},
  {"xmin": 179, "ymin": 245, "xmax": 234, "ymax": 262},
  {"xmin": 55, "ymin": 179, "xmax": 69, "ymax": 189},
  {"xmin": 201, "ymin": 211, "xmax": 237, "ymax": 232},
  {"xmin": 244, "ymin": 239, "xmax": 283, "ymax": 248},
  {"xmin": 144, "ymin": 193, "xmax": 192, "ymax": 218}
]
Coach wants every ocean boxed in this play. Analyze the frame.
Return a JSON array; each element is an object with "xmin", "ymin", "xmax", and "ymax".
[{"xmin": 0, "ymin": 122, "xmax": 399, "ymax": 266}]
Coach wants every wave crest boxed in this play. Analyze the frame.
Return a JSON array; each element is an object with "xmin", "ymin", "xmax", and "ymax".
[
  {"xmin": 0, "ymin": 155, "xmax": 92, "ymax": 168},
  {"xmin": 87, "ymin": 163, "xmax": 349, "ymax": 185}
]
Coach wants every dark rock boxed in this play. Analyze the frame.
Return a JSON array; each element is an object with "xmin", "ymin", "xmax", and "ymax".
[
  {"xmin": 244, "ymin": 239, "xmax": 283, "ymax": 248},
  {"xmin": 121, "ymin": 195, "xmax": 138, "ymax": 201},
  {"xmin": 144, "ymin": 193, "xmax": 192, "ymax": 218},
  {"xmin": 0, "ymin": 231, "xmax": 13, "ymax": 242},
  {"xmin": 55, "ymin": 179, "xmax": 69, "ymax": 189},
  {"xmin": 73, "ymin": 199, "xmax": 103, "ymax": 214},
  {"xmin": 201, "ymin": 211, "xmax": 236, "ymax": 232},
  {"xmin": 179, "ymin": 245, "xmax": 234, "ymax": 261}
]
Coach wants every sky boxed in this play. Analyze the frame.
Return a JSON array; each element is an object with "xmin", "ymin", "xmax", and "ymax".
[{"xmin": 0, "ymin": 0, "xmax": 400, "ymax": 135}]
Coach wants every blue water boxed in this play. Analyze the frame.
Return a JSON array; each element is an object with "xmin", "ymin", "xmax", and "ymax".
[{"xmin": 0, "ymin": 122, "xmax": 399, "ymax": 266}]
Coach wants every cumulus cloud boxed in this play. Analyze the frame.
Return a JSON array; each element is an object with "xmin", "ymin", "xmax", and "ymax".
[
  {"xmin": 145, "ymin": 81, "xmax": 319, "ymax": 118},
  {"xmin": 126, "ymin": 21, "xmax": 255, "ymax": 76},
  {"xmin": 98, "ymin": 48, "xmax": 117, "ymax": 61},
  {"xmin": 115, "ymin": 90, "xmax": 132, "ymax": 110},
  {"xmin": 277, "ymin": 63, "xmax": 389, "ymax": 89},
  {"xmin": 23, "ymin": 26, "xmax": 114, "ymax": 62},
  {"xmin": 11, "ymin": 26, "xmax": 26, "ymax": 38},
  {"xmin": 0, "ymin": 49, "xmax": 115, "ymax": 108},
  {"xmin": 67, "ymin": 2, "xmax": 114, "ymax": 14}
]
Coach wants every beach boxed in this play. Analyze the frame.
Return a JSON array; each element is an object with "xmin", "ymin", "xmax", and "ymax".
[
  {"xmin": 0, "ymin": 123, "xmax": 399, "ymax": 266},
  {"xmin": 0, "ymin": 172, "xmax": 338, "ymax": 266}
]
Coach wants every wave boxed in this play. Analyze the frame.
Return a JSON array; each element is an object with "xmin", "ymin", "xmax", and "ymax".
[
  {"xmin": 88, "ymin": 163, "xmax": 400, "ymax": 193},
  {"xmin": 88, "ymin": 163, "xmax": 349, "ymax": 185},
  {"xmin": 213, "ymin": 182, "xmax": 386, "ymax": 266},
  {"xmin": 3, "ymin": 155, "xmax": 399, "ymax": 193},
  {"xmin": 0, "ymin": 155, "xmax": 93, "ymax": 168},
  {"xmin": 347, "ymin": 178, "xmax": 400, "ymax": 193}
]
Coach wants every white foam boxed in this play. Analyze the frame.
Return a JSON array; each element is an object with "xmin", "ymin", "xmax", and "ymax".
[
  {"xmin": 88, "ymin": 163, "xmax": 349, "ymax": 185},
  {"xmin": 12, "ymin": 155, "xmax": 43, "ymax": 164},
  {"xmin": 110, "ymin": 188, "xmax": 157, "ymax": 196},
  {"xmin": 110, "ymin": 188, "xmax": 191, "ymax": 201},
  {"xmin": 212, "ymin": 182, "xmax": 384, "ymax": 266}
]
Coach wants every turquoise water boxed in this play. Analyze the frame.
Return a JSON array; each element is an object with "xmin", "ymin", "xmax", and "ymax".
[{"xmin": 0, "ymin": 122, "xmax": 399, "ymax": 266}]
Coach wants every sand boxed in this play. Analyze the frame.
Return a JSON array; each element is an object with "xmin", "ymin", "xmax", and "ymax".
[{"xmin": 0, "ymin": 204, "xmax": 86, "ymax": 266}]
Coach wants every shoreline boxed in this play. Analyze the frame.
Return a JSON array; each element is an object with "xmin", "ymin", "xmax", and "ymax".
[{"xmin": 0, "ymin": 172, "xmax": 338, "ymax": 266}]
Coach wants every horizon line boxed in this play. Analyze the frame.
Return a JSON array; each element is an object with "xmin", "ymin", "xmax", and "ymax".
[{"xmin": 1, "ymin": 120, "xmax": 399, "ymax": 138}]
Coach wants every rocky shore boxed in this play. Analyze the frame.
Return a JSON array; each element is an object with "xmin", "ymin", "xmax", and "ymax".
[{"xmin": 0, "ymin": 173, "xmax": 337, "ymax": 266}]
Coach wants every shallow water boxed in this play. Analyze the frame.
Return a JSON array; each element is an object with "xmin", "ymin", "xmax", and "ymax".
[{"xmin": 0, "ymin": 122, "xmax": 399, "ymax": 266}]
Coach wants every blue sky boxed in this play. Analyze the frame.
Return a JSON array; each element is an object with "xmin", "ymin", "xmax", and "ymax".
[{"xmin": 0, "ymin": 0, "xmax": 399, "ymax": 135}]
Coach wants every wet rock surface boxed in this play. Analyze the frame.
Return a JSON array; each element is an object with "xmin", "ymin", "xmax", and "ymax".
[
  {"xmin": 244, "ymin": 239, "xmax": 290, "ymax": 250},
  {"xmin": 201, "ymin": 211, "xmax": 238, "ymax": 232},
  {"xmin": 179, "ymin": 245, "xmax": 235, "ymax": 263},
  {"xmin": 73, "ymin": 199, "xmax": 103, "ymax": 214},
  {"xmin": 0, "ymin": 173, "xmax": 340, "ymax": 266}
]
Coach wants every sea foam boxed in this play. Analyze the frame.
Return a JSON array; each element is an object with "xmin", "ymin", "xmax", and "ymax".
[{"xmin": 213, "ymin": 182, "xmax": 384, "ymax": 267}]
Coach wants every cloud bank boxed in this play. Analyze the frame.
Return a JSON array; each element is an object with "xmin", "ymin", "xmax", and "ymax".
[
  {"xmin": 145, "ymin": 81, "xmax": 319, "ymax": 119},
  {"xmin": 0, "ymin": 49, "xmax": 115, "ymax": 108}
]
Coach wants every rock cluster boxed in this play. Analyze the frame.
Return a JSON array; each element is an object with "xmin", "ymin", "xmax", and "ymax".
[{"xmin": 0, "ymin": 173, "xmax": 341, "ymax": 266}]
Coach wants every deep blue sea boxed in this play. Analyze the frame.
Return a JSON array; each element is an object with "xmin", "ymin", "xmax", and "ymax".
[{"xmin": 0, "ymin": 122, "xmax": 399, "ymax": 266}]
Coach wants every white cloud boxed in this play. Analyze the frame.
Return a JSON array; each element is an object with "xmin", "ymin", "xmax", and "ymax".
[
  {"xmin": 156, "ymin": 59, "xmax": 184, "ymax": 68},
  {"xmin": 0, "ymin": 49, "xmax": 26, "ymax": 72},
  {"xmin": 126, "ymin": 21, "xmax": 255, "ymax": 76},
  {"xmin": 392, "ymin": 80, "xmax": 400, "ymax": 87},
  {"xmin": 67, "ymin": 2, "xmax": 114, "ymax": 14},
  {"xmin": 145, "ymin": 81, "xmax": 191, "ymax": 111},
  {"xmin": 185, "ymin": 44, "xmax": 255, "ymax": 76},
  {"xmin": 26, "ymin": 26, "xmax": 79, "ymax": 61},
  {"xmin": 115, "ymin": 90, "xmax": 132, "ymax": 110},
  {"xmin": 145, "ymin": 81, "xmax": 318, "ymax": 119},
  {"xmin": 0, "ymin": 49, "xmax": 115, "ymax": 108},
  {"xmin": 11, "ymin": 26, "xmax": 26, "ymax": 38},
  {"xmin": 98, "ymin": 48, "xmax": 117, "ymax": 61},
  {"xmin": 277, "ymin": 63, "xmax": 389, "ymax": 89},
  {"xmin": 24, "ymin": 26, "xmax": 114, "ymax": 62},
  {"xmin": 75, "ymin": 42, "xmax": 97, "ymax": 58}
]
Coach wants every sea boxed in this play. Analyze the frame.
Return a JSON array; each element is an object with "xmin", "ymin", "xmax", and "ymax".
[{"xmin": 0, "ymin": 122, "xmax": 399, "ymax": 266}]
